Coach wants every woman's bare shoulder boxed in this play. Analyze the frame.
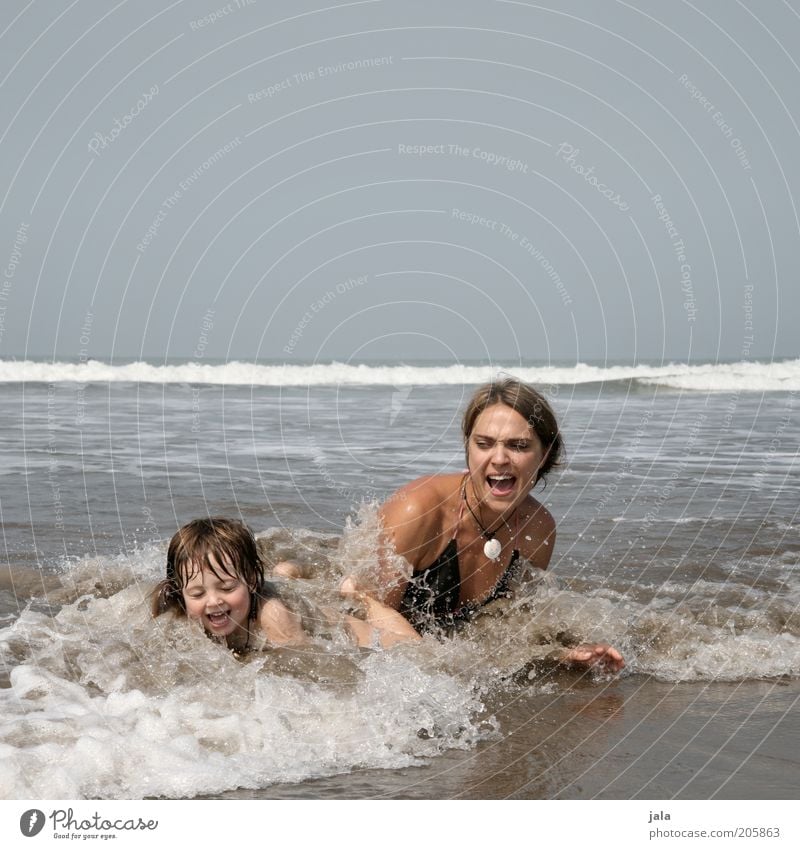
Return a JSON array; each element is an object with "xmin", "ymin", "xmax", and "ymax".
[
  {"xmin": 527, "ymin": 495, "xmax": 556, "ymax": 531},
  {"xmin": 378, "ymin": 474, "xmax": 463, "ymax": 567},
  {"xmin": 381, "ymin": 474, "xmax": 463, "ymax": 524},
  {"xmin": 518, "ymin": 495, "xmax": 557, "ymax": 569}
]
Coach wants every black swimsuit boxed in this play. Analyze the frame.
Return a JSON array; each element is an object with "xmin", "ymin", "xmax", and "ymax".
[{"xmin": 400, "ymin": 509, "xmax": 521, "ymax": 633}]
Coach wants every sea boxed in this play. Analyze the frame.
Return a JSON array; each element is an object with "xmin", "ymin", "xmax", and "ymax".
[{"xmin": 1, "ymin": 358, "xmax": 798, "ymax": 800}]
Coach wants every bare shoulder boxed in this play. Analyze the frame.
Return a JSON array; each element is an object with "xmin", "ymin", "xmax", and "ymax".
[
  {"xmin": 379, "ymin": 474, "xmax": 462, "ymax": 568},
  {"xmin": 518, "ymin": 496, "xmax": 557, "ymax": 570},
  {"xmin": 258, "ymin": 597, "xmax": 307, "ymax": 645},
  {"xmin": 380, "ymin": 474, "xmax": 460, "ymax": 528}
]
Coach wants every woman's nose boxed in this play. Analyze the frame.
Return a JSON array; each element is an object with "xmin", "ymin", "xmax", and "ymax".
[{"xmin": 491, "ymin": 441, "xmax": 509, "ymax": 462}]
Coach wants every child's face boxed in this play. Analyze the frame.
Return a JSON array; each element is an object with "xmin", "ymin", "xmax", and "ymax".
[{"xmin": 181, "ymin": 554, "xmax": 251, "ymax": 641}]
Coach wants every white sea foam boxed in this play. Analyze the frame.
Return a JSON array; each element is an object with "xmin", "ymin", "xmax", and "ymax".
[
  {"xmin": 631, "ymin": 627, "xmax": 800, "ymax": 682},
  {"xmin": 634, "ymin": 358, "xmax": 800, "ymax": 391},
  {"xmin": 0, "ymin": 583, "xmax": 492, "ymax": 799},
  {"xmin": 3, "ymin": 532, "xmax": 799, "ymax": 798},
  {"xmin": 1, "ymin": 358, "xmax": 798, "ymax": 390}
]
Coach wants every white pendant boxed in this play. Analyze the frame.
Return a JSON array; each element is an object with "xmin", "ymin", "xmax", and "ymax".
[{"xmin": 483, "ymin": 537, "xmax": 502, "ymax": 560}]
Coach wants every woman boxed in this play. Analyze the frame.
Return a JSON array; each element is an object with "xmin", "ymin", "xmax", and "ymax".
[{"xmin": 370, "ymin": 377, "xmax": 624, "ymax": 672}]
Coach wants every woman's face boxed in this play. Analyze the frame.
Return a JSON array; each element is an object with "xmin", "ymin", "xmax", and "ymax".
[
  {"xmin": 181, "ymin": 554, "xmax": 251, "ymax": 641},
  {"xmin": 466, "ymin": 403, "xmax": 545, "ymax": 511}
]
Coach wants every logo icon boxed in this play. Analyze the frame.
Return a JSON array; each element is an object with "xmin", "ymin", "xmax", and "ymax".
[
  {"xmin": 19, "ymin": 809, "xmax": 46, "ymax": 837},
  {"xmin": 390, "ymin": 386, "xmax": 412, "ymax": 424}
]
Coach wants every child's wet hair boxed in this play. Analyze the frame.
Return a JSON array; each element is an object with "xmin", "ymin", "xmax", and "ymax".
[{"xmin": 152, "ymin": 517, "xmax": 265, "ymax": 618}]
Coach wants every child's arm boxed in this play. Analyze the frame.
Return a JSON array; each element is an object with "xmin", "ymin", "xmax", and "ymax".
[{"xmin": 259, "ymin": 598, "xmax": 308, "ymax": 645}]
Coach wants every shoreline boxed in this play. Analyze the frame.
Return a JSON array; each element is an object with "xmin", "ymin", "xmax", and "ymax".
[{"xmin": 213, "ymin": 675, "xmax": 800, "ymax": 800}]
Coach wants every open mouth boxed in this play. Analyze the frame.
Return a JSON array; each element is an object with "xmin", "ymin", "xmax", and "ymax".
[
  {"xmin": 487, "ymin": 474, "xmax": 516, "ymax": 496},
  {"xmin": 205, "ymin": 611, "xmax": 230, "ymax": 630}
]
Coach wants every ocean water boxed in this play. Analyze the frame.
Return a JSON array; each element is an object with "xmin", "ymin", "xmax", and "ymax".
[{"xmin": 0, "ymin": 359, "xmax": 798, "ymax": 799}]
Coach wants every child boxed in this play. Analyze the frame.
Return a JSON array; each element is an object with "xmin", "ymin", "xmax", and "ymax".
[{"xmin": 152, "ymin": 517, "xmax": 420, "ymax": 653}]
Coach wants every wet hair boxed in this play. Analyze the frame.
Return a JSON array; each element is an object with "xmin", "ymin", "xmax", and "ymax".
[
  {"xmin": 152, "ymin": 517, "xmax": 268, "ymax": 619},
  {"xmin": 462, "ymin": 377, "xmax": 563, "ymax": 484}
]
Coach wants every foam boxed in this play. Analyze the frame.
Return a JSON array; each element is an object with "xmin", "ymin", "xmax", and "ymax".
[
  {"xmin": 634, "ymin": 359, "xmax": 800, "ymax": 391},
  {"xmin": 3, "ymin": 526, "xmax": 799, "ymax": 797},
  {"xmin": 0, "ymin": 579, "xmax": 490, "ymax": 799},
  {"xmin": 1, "ymin": 358, "xmax": 798, "ymax": 390}
]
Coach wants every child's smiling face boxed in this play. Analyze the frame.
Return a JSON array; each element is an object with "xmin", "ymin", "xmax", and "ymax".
[{"xmin": 181, "ymin": 553, "xmax": 251, "ymax": 642}]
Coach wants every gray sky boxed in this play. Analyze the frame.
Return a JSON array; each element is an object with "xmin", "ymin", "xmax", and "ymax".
[{"xmin": 1, "ymin": 0, "xmax": 797, "ymax": 364}]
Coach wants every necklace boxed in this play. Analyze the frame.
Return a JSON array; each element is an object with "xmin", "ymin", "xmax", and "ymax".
[{"xmin": 462, "ymin": 483, "xmax": 514, "ymax": 561}]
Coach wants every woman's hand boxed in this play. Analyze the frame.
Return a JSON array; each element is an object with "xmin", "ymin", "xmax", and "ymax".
[{"xmin": 559, "ymin": 643, "xmax": 625, "ymax": 673}]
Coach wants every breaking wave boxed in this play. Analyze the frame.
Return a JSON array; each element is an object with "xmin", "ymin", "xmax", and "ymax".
[{"xmin": 1, "ymin": 358, "xmax": 798, "ymax": 391}]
